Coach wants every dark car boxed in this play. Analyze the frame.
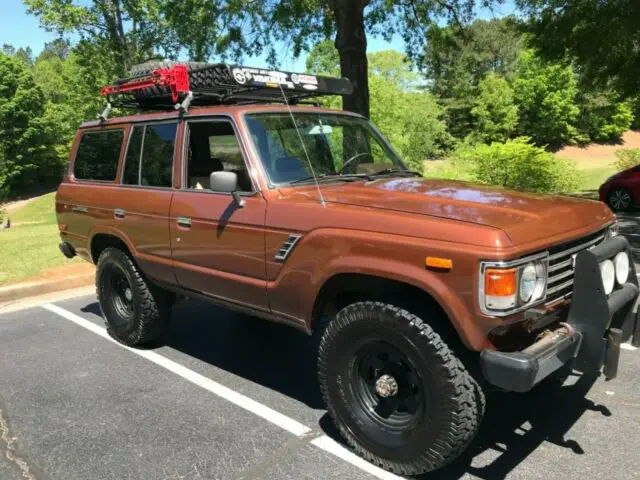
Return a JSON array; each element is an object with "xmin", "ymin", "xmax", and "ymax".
[{"xmin": 599, "ymin": 165, "xmax": 640, "ymax": 211}]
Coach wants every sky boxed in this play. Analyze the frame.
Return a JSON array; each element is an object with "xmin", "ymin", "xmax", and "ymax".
[{"xmin": 1, "ymin": 0, "xmax": 516, "ymax": 72}]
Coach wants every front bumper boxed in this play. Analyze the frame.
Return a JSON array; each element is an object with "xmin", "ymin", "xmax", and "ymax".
[{"xmin": 481, "ymin": 235, "xmax": 640, "ymax": 392}]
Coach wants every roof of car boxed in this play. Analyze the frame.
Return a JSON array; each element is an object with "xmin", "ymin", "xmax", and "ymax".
[{"xmin": 80, "ymin": 103, "xmax": 365, "ymax": 129}]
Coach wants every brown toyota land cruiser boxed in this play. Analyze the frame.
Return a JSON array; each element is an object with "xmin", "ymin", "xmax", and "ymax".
[{"xmin": 55, "ymin": 63, "xmax": 640, "ymax": 475}]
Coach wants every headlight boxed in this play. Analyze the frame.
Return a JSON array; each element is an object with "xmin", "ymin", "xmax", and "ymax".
[
  {"xmin": 614, "ymin": 251, "xmax": 629, "ymax": 285},
  {"xmin": 599, "ymin": 259, "xmax": 615, "ymax": 295},
  {"xmin": 480, "ymin": 254, "xmax": 548, "ymax": 316}
]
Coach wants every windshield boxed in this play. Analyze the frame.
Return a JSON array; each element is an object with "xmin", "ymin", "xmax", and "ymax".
[{"xmin": 244, "ymin": 112, "xmax": 407, "ymax": 185}]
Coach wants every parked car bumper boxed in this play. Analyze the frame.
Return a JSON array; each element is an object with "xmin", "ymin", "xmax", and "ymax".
[{"xmin": 480, "ymin": 235, "xmax": 640, "ymax": 392}]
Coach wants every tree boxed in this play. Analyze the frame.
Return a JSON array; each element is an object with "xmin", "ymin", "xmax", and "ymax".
[
  {"xmin": 0, "ymin": 54, "xmax": 60, "ymax": 199},
  {"xmin": 470, "ymin": 73, "xmax": 518, "ymax": 143},
  {"xmin": 306, "ymin": 43, "xmax": 450, "ymax": 170},
  {"xmin": 422, "ymin": 17, "xmax": 524, "ymax": 138},
  {"xmin": 2, "ymin": 45, "xmax": 16, "ymax": 57},
  {"xmin": 575, "ymin": 90, "xmax": 634, "ymax": 144},
  {"xmin": 516, "ymin": 0, "xmax": 640, "ymax": 98},
  {"xmin": 37, "ymin": 39, "xmax": 72, "ymax": 62},
  {"xmin": 162, "ymin": 0, "xmax": 484, "ymax": 117},
  {"xmin": 32, "ymin": 51, "xmax": 105, "ymax": 162},
  {"xmin": 512, "ymin": 50, "xmax": 579, "ymax": 146},
  {"xmin": 25, "ymin": 0, "xmax": 181, "ymax": 76}
]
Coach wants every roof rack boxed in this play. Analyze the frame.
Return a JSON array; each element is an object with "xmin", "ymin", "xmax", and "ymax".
[{"xmin": 98, "ymin": 63, "xmax": 353, "ymax": 118}]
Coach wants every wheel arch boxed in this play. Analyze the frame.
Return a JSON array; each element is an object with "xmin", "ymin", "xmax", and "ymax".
[
  {"xmin": 89, "ymin": 227, "xmax": 137, "ymax": 264},
  {"xmin": 311, "ymin": 270, "xmax": 484, "ymax": 350}
]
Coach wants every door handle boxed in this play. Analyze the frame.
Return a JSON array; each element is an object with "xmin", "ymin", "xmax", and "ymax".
[
  {"xmin": 72, "ymin": 206, "xmax": 88, "ymax": 213},
  {"xmin": 177, "ymin": 217, "xmax": 192, "ymax": 229},
  {"xmin": 114, "ymin": 209, "xmax": 125, "ymax": 220}
]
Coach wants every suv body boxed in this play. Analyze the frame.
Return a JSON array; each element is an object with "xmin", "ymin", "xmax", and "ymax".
[{"xmin": 56, "ymin": 70, "xmax": 640, "ymax": 475}]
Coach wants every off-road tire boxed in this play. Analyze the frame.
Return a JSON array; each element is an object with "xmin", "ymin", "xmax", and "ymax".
[
  {"xmin": 318, "ymin": 301, "xmax": 484, "ymax": 475},
  {"xmin": 127, "ymin": 60, "xmax": 235, "ymax": 101},
  {"xmin": 128, "ymin": 60, "xmax": 209, "ymax": 77},
  {"xmin": 96, "ymin": 247, "xmax": 172, "ymax": 347}
]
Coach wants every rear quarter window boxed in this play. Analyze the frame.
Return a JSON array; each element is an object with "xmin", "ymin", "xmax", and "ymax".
[{"xmin": 73, "ymin": 129, "xmax": 124, "ymax": 181}]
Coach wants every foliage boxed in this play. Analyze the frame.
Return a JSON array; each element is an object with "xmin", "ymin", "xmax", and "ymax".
[
  {"xmin": 161, "ymin": 0, "xmax": 484, "ymax": 116},
  {"xmin": 512, "ymin": 50, "xmax": 579, "ymax": 146},
  {"xmin": 516, "ymin": 0, "xmax": 640, "ymax": 99},
  {"xmin": 575, "ymin": 91, "xmax": 634, "ymax": 144},
  {"xmin": 0, "ymin": 54, "xmax": 61, "ymax": 200},
  {"xmin": 306, "ymin": 43, "xmax": 451, "ymax": 171},
  {"xmin": 24, "ymin": 0, "xmax": 181, "ymax": 76},
  {"xmin": 614, "ymin": 149, "xmax": 640, "ymax": 173},
  {"xmin": 368, "ymin": 75, "xmax": 450, "ymax": 172},
  {"xmin": 32, "ymin": 50, "xmax": 107, "ymax": 162},
  {"xmin": 446, "ymin": 137, "xmax": 581, "ymax": 193},
  {"xmin": 423, "ymin": 17, "xmax": 524, "ymax": 138},
  {"xmin": 470, "ymin": 73, "xmax": 518, "ymax": 143}
]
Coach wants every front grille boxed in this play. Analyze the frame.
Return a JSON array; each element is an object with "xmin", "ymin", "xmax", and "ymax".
[{"xmin": 545, "ymin": 229, "xmax": 606, "ymax": 303}]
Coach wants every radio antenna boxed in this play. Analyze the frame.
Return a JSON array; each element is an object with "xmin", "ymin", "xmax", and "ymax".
[{"xmin": 278, "ymin": 83, "xmax": 326, "ymax": 207}]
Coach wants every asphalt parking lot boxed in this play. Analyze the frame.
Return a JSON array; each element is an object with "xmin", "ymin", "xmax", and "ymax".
[
  {"xmin": 1, "ymin": 212, "xmax": 640, "ymax": 480},
  {"xmin": 1, "ymin": 286, "xmax": 639, "ymax": 480}
]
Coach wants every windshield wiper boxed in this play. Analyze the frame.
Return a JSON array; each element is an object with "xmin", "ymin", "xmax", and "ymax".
[
  {"xmin": 368, "ymin": 168, "xmax": 422, "ymax": 178},
  {"xmin": 288, "ymin": 173, "xmax": 370, "ymax": 185}
]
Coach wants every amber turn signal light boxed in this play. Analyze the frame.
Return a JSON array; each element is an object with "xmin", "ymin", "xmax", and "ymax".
[
  {"xmin": 484, "ymin": 268, "xmax": 517, "ymax": 296},
  {"xmin": 426, "ymin": 257, "xmax": 453, "ymax": 270}
]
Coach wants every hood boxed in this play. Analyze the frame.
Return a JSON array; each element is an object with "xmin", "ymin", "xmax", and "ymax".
[{"xmin": 316, "ymin": 177, "xmax": 614, "ymax": 245}]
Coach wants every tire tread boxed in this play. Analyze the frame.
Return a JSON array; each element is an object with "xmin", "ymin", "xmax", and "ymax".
[{"xmin": 317, "ymin": 301, "xmax": 484, "ymax": 475}]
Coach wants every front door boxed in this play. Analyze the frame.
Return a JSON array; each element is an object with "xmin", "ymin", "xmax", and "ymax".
[{"xmin": 170, "ymin": 117, "xmax": 268, "ymax": 311}]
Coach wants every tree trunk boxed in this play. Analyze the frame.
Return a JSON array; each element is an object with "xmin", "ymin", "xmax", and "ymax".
[{"xmin": 333, "ymin": 0, "xmax": 370, "ymax": 117}]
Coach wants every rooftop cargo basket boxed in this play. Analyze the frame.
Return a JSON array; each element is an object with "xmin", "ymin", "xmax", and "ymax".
[{"xmin": 100, "ymin": 62, "xmax": 354, "ymax": 112}]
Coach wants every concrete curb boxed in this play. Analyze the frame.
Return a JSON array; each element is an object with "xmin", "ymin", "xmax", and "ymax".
[{"xmin": 0, "ymin": 273, "xmax": 95, "ymax": 303}]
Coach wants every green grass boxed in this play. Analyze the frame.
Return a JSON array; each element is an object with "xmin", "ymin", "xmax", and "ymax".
[
  {"xmin": 0, "ymin": 192, "xmax": 80, "ymax": 286},
  {"xmin": 579, "ymin": 166, "xmax": 615, "ymax": 191}
]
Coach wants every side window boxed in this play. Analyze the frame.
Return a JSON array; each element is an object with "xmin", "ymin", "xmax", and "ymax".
[
  {"xmin": 122, "ymin": 122, "xmax": 177, "ymax": 188},
  {"xmin": 123, "ymin": 126, "xmax": 144, "ymax": 185},
  {"xmin": 73, "ymin": 130, "xmax": 124, "ymax": 181},
  {"xmin": 186, "ymin": 120, "xmax": 253, "ymax": 192}
]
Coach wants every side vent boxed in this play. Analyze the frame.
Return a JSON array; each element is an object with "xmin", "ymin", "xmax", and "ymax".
[{"xmin": 275, "ymin": 234, "xmax": 302, "ymax": 262}]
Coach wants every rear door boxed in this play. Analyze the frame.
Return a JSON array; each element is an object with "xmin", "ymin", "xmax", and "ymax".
[
  {"xmin": 169, "ymin": 116, "xmax": 269, "ymax": 310},
  {"xmin": 113, "ymin": 120, "xmax": 179, "ymax": 283}
]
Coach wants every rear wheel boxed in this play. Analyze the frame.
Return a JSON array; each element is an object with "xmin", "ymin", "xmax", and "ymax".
[
  {"xmin": 608, "ymin": 188, "xmax": 633, "ymax": 211},
  {"xmin": 318, "ymin": 301, "xmax": 484, "ymax": 475},
  {"xmin": 96, "ymin": 247, "xmax": 172, "ymax": 347}
]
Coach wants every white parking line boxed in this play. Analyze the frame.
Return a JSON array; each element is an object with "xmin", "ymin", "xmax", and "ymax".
[
  {"xmin": 621, "ymin": 343, "xmax": 637, "ymax": 351},
  {"xmin": 41, "ymin": 303, "xmax": 405, "ymax": 480}
]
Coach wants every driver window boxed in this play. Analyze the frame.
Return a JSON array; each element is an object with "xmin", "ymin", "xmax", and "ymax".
[{"xmin": 185, "ymin": 120, "xmax": 254, "ymax": 192}]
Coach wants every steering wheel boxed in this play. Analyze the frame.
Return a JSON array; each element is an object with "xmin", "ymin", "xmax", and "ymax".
[{"xmin": 337, "ymin": 152, "xmax": 373, "ymax": 174}]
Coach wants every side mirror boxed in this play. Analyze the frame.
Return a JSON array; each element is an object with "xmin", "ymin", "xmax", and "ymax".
[{"xmin": 209, "ymin": 171, "xmax": 245, "ymax": 207}]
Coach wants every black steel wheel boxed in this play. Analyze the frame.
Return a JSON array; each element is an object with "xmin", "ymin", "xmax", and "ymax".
[
  {"xmin": 349, "ymin": 340, "xmax": 425, "ymax": 446},
  {"xmin": 96, "ymin": 247, "xmax": 172, "ymax": 347},
  {"xmin": 608, "ymin": 188, "xmax": 633, "ymax": 211},
  {"xmin": 318, "ymin": 301, "xmax": 484, "ymax": 475}
]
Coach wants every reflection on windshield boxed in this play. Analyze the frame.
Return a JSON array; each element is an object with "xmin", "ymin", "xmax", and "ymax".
[{"xmin": 244, "ymin": 112, "xmax": 407, "ymax": 185}]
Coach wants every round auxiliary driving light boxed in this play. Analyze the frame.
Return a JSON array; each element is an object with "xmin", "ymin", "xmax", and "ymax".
[
  {"xmin": 599, "ymin": 259, "xmax": 615, "ymax": 295},
  {"xmin": 614, "ymin": 251, "xmax": 630, "ymax": 285},
  {"xmin": 519, "ymin": 263, "xmax": 537, "ymax": 303}
]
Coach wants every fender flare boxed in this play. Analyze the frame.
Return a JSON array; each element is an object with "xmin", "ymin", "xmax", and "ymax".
[{"xmin": 309, "ymin": 255, "xmax": 488, "ymax": 350}]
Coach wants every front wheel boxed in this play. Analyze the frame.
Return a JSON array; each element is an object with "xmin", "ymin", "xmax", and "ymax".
[{"xmin": 317, "ymin": 301, "xmax": 484, "ymax": 475}]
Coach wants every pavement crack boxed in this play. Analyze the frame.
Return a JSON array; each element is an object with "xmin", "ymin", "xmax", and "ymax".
[
  {"xmin": 0, "ymin": 405, "xmax": 42, "ymax": 480},
  {"xmin": 234, "ymin": 430, "xmax": 324, "ymax": 480}
]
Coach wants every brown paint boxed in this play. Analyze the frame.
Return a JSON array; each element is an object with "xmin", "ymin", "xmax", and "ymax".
[{"xmin": 56, "ymin": 104, "xmax": 616, "ymax": 352}]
